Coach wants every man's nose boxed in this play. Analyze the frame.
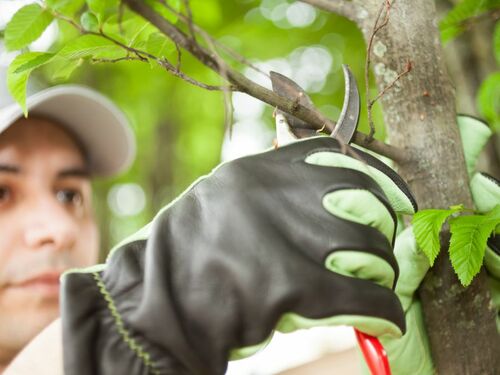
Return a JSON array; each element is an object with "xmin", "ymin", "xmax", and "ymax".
[{"xmin": 24, "ymin": 197, "xmax": 78, "ymax": 251}]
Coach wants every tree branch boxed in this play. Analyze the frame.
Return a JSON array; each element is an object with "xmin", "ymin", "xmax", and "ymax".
[
  {"xmin": 124, "ymin": 0, "xmax": 408, "ymax": 162},
  {"xmin": 299, "ymin": 0, "xmax": 366, "ymax": 23}
]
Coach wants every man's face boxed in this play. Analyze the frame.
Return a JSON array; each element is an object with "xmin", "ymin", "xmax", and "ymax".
[{"xmin": 0, "ymin": 117, "xmax": 99, "ymax": 363}]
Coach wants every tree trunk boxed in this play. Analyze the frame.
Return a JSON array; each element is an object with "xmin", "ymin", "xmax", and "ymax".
[{"xmin": 355, "ymin": 0, "xmax": 499, "ymax": 373}]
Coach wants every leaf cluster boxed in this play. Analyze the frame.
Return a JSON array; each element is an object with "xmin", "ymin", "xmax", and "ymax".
[
  {"xmin": 413, "ymin": 204, "xmax": 500, "ymax": 286},
  {"xmin": 4, "ymin": 0, "xmax": 179, "ymax": 114}
]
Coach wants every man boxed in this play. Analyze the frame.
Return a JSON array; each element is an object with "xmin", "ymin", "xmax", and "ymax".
[{"xmin": 0, "ymin": 84, "xmax": 135, "ymax": 372}]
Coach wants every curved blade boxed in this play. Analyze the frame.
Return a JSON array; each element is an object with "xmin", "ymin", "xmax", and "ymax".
[
  {"xmin": 270, "ymin": 71, "xmax": 317, "ymax": 138},
  {"xmin": 331, "ymin": 65, "xmax": 360, "ymax": 144}
]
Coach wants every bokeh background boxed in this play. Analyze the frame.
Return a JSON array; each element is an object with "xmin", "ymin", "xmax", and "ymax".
[{"xmin": 1, "ymin": 0, "xmax": 498, "ymax": 373}]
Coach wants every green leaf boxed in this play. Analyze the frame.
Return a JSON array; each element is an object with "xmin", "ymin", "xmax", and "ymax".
[
  {"xmin": 477, "ymin": 72, "xmax": 500, "ymax": 131},
  {"xmin": 7, "ymin": 52, "xmax": 54, "ymax": 115},
  {"xmin": 146, "ymin": 32, "xmax": 175, "ymax": 58},
  {"xmin": 80, "ymin": 11, "xmax": 99, "ymax": 32},
  {"xmin": 412, "ymin": 206, "xmax": 463, "ymax": 266},
  {"xmin": 5, "ymin": 4, "xmax": 54, "ymax": 51},
  {"xmin": 45, "ymin": 0, "xmax": 85, "ymax": 17},
  {"xmin": 14, "ymin": 52, "xmax": 55, "ymax": 74},
  {"xmin": 87, "ymin": 0, "xmax": 119, "ymax": 24},
  {"xmin": 57, "ymin": 34, "xmax": 125, "ymax": 60},
  {"xmin": 45, "ymin": 56, "xmax": 83, "ymax": 81},
  {"xmin": 145, "ymin": 0, "xmax": 179, "ymax": 24},
  {"xmin": 449, "ymin": 205, "xmax": 500, "ymax": 286},
  {"xmin": 494, "ymin": 21, "xmax": 500, "ymax": 65},
  {"xmin": 439, "ymin": 0, "xmax": 500, "ymax": 42}
]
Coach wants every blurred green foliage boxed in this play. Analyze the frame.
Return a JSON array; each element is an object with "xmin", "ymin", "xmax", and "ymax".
[{"xmin": 3, "ymin": 0, "xmax": 376, "ymax": 254}]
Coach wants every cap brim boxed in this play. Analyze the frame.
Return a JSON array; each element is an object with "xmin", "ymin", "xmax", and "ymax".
[{"xmin": 0, "ymin": 85, "xmax": 135, "ymax": 177}]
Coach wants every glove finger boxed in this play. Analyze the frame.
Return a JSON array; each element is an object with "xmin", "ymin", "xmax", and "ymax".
[
  {"xmin": 471, "ymin": 172, "xmax": 500, "ymax": 213},
  {"xmin": 230, "ymin": 281, "xmax": 405, "ymax": 361},
  {"xmin": 274, "ymin": 276, "xmax": 405, "ymax": 339},
  {"xmin": 323, "ymin": 189, "xmax": 396, "ymax": 289},
  {"xmin": 281, "ymin": 163, "xmax": 400, "ymax": 282},
  {"xmin": 457, "ymin": 115, "xmax": 492, "ymax": 177},
  {"xmin": 323, "ymin": 189, "xmax": 395, "ymax": 242},
  {"xmin": 305, "ymin": 146, "xmax": 416, "ymax": 215}
]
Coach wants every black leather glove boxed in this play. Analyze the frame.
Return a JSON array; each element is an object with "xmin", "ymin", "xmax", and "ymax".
[{"xmin": 61, "ymin": 137, "xmax": 416, "ymax": 375}]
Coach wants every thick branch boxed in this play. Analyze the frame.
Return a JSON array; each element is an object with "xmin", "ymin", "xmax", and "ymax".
[
  {"xmin": 358, "ymin": 1, "xmax": 499, "ymax": 373},
  {"xmin": 124, "ymin": 0, "xmax": 407, "ymax": 162}
]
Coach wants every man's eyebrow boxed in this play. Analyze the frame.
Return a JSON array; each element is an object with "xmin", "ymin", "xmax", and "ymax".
[
  {"xmin": 0, "ymin": 164, "xmax": 20, "ymax": 173},
  {"xmin": 57, "ymin": 167, "xmax": 90, "ymax": 179}
]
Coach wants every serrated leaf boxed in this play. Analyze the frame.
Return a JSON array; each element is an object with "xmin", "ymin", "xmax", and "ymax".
[
  {"xmin": 81, "ymin": 11, "xmax": 99, "ymax": 32},
  {"xmin": 45, "ymin": 0, "xmax": 85, "ymax": 17},
  {"xmin": 412, "ymin": 206, "xmax": 463, "ymax": 265},
  {"xmin": 494, "ymin": 21, "xmax": 500, "ymax": 65},
  {"xmin": 7, "ymin": 52, "xmax": 54, "ymax": 115},
  {"xmin": 449, "ymin": 206, "xmax": 500, "ymax": 286},
  {"xmin": 5, "ymin": 4, "xmax": 54, "ymax": 51},
  {"xmin": 477, "ymin": 72, "xmax": 500, "ymax": 131},
  {"xmin": 57, "ymin": 34, "xmax": 125, "ymax": 60}
]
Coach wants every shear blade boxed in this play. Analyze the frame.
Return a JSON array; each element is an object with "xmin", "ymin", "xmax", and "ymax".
[{"xmin": 332, "ymin": 64, "xmax": 360, "ymax": 144}]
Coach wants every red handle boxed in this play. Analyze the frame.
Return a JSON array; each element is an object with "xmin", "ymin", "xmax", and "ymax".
[{"xmin": 355, "ymin": 329, "xmax": 392, "ymax": 375}]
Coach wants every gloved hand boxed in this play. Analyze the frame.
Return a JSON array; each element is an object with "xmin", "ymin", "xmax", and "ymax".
[
  {"xmin": 61, "ymin": 136, "xmax": 416, "ymax": 375},
  {"xmin": 379, "ymin": 115, "xmax": 500, "ymax": 375}
]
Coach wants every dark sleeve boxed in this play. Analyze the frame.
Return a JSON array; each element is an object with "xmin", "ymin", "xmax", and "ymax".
[{"xmin": 61, "ymin": 221, "xmax": 196, "ymax": 375}]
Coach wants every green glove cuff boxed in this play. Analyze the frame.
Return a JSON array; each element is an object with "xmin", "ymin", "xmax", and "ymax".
[
  {"xmin": 305, "ymin": 150, "xmax": 415, "ymax": 215},
  {"xmin": 470, "ymin": 173, "xmax": 500, "ymax": 213},
  {"xmin": 381, "ymin": 301, "xmax": 434, "ymax": 375},
  {"xmin": 457, "ymin": 115, "xmax": 492, "ymax": 177}
]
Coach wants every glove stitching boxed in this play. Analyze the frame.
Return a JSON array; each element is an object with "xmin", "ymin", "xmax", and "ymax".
[{"xmin": 92, "ymin": 272, "xmax": 161, "ymax": 375}]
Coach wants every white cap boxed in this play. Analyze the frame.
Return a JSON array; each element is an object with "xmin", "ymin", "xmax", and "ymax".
[{"xmin": 0, "ymin": 85, "xmax": 136, "ymax": 177}]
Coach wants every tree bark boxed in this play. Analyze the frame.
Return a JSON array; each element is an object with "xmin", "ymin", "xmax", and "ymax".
[{"xmin": 354, "ymin": 0, "xmax": 499, "ymax": 373}]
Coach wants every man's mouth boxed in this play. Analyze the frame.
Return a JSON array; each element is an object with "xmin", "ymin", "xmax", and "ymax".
[{"xmin": 7, "ymin": 272, "xmax": 62, "ymax": 298}]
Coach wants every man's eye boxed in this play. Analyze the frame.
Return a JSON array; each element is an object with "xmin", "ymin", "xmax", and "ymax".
[
  {"xmin": 0, "ymin": 186, "xmax": 11, "ymax": 203},
  {"xmin": 56, "ymin": 189, "xmax": 83, "ymax": 205}
]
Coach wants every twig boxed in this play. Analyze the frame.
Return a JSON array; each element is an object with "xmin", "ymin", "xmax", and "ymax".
[
  {"xmin": 157, "ymin": 58, "xmax": 229, "ymax": 91},
  {"xmin": 364, "ymin": 0, "xmax": 392, "ymax": 142},
  {"xmin": 174, "ymin": 42, "xmax": 182, "ymax": 71},
  {"xmin": 299, "ymin": 0, "xmax": 365, "ymax": 23},
  {"xmin": 91, "ymin": 56, "xmax": 141, "ymax": 63},
  {"xmin": 200, "ymin": 30, "xmax": 234, "ymax": 137},
  {"xmin": 123, "ymin": 0, "xmax": 408, "ymax": 162},
  {"xmin": 158, "ymin": 0, "xmax": 268, "ymax": 77},
  {"xmin": 371, "ymin": 60, "xmax": 412, "ymax": 104},
  {"xmin": 181, "ymin": 0, "xmax": 196, "ymax": 41},
  {"xmin": 55, "ymin": 11, "xmax": 232, "ymax": 92}
]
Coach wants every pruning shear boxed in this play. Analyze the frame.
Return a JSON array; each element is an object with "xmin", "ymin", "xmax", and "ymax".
[{"xmin": 270, "ymin": 64, "xmax": 392, "ymax": 375}]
